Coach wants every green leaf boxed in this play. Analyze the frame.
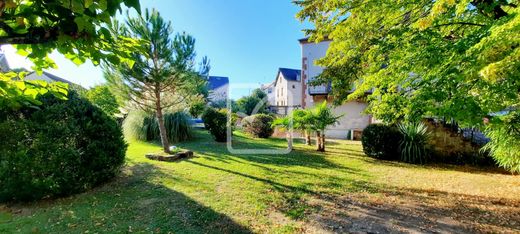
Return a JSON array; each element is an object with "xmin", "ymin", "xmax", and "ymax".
[
  {"xmin": 124, "ymin": 0, "xmax": 141, "ymax": 13},
  {"xmin": 84, "ymin": 0, "xmax": 94, "ymax": 8}
]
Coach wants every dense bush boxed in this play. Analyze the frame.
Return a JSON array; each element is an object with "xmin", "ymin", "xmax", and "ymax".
[
  {"xmin": 242, "ymin": 114, "xmax": 274, "ymax": 138},
  {"xmin": 398, "ymin": 122, "xmax": 430, "ymax": 164},
  {"xmin": 483, "ymin": 112, "xmax": 520, "ymax": 173},
  {"xmin": 361, "ymin": 124, "xmax": 402, "ymax": 160},
  {"xmin": 123, "ymin": 111, "xmax": 193, "ymax": 142},
  {"xmin": 202, "ymin": 108, "xmax": 228, "ymax": 142},
  {"xmin": 0, "ymin": 92, "xmax": 127, "ymax": 202}
]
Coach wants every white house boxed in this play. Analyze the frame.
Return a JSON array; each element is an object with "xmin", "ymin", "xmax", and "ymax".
[
  {"xmin": 207, "ymin": 76, "xmax": 229, "ymax": 103},
  {"xmin": 272, "ymin": 68, "xmax": 302, "ymax": 114},
  {"xmin": 299, "ymin": 38, "xmax": 372, "ymax": 140},
  {"xmin": 260, "ymin": 82, "xmax": 276, "ymax": 106}
]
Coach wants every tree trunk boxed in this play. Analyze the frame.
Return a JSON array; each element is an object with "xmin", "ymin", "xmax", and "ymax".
[
  {"xmin": 321, "ymin": 133, "xmax": 326, "ymax": 152},
  {"xmin": 316, "ymin": 131, "xmax": 322, "ymax": 151},
  {"xmin": 286, "ymin": 132, "xmax": 293, "ymax": 150},
  {"xmin": 305, "ymin": 130, "xmax": 311, "ymax": 145},
  {"xmin": 316, "ymin": 130, "xmax": 325, "ymax": 152},
  {"xmin": 155, "ymin": 89, "xmax": 170, "ymax": 154}
]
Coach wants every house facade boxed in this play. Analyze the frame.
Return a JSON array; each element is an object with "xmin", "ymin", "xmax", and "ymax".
[
  {"xmin": 272, "ymin": 68, "xmax": 302, "ymax": 114},
  {"xmin": 207, "ymin": 76, "xmax": 229, "ymax": 104},
  {"xmin": 300, "ymin": 38, "xmax": 371, "ymax": 139},
  {"xmin": 260, "ymin": 82, "xmax": 276, "ymax": 106}
]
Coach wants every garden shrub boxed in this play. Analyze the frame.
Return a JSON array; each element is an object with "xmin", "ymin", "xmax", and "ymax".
[
  {"xmin": 361, "ymin": 124, "xmax": 402, "ymax": 160},
  {"xmin": 202, "ymin": 108, "xmax": 228, "ymax": 142},
  {"xmin": 0, "ymin": 92, "xmax": 127, "ymax": 202},
  {"xmin": 482, "ymin": 112, "xmax": 520, "ymax": 173},
  {"xmin": 123, "ymin": 111, "xmax": 193, "ymax": 143},
  {"xmin": 398, "ymin": 122, "xmax": 431, "ymax": 164},
  {"xmin": 242, "ymin": 114, "xmax": 274, "ymax": 138}
]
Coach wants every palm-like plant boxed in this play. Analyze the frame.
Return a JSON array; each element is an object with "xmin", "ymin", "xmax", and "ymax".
[
  {"xmin": 310, "ymin": 102, "xmax": 342, "ymax": 152},
  {"xmin": 398, "ymin": 122, "xmax": 430, "ymax": 164},
  {"xmin": 293, "ymin": 109, "xmax": 314, "ymax": 145},
  {"xmin": 272, "ymin": 116, "xmax": 293, "ymax": 150}
]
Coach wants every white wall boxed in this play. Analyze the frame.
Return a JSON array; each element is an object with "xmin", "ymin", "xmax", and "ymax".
[
  {"xmin": 261, "ymin": 83, "xmax": 276, "ymax": 106},
  {"xmin": 274, "ymin": 73, "xmax": 302, "ymax": 112},
  {"xmin": 301, "ymin": 40, "xmax": 370, "ymax": 139}
]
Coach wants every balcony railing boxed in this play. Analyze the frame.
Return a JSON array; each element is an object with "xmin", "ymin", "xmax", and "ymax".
[{"xmin": 308, "ymin": 84, "xmax": 330, "ymax": 95}]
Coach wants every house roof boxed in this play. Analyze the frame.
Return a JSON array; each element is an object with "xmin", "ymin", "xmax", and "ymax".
[
  {"xmin": 278, "ymin": 68, "xmax": 301, "ymax": 82},
  {"xmin": 298, "ymin": 37, "xmax": 332, "ymax": 44},
  {"xmin": 207, "ymin": 76, "xmax": 229, "ymax": 90},
  {"xmin": 26, "ymin": 71, "xmax": 75, "ymax": 85}
]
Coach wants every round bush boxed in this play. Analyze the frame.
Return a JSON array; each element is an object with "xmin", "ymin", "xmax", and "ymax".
[
  {"xmin": 0, "ymin": 92, "xmax": 127, "ymax": 201},
  {"xmin": 202, "ymin": 108, "xmax": 228, "ymax": 142},
  {"xmin": 242, "ymin": 114, "xmax": 274, "ymax": 138},
  {"xmin": 361, "ymin": 124, "xmax": 402, "ymax": 160}
]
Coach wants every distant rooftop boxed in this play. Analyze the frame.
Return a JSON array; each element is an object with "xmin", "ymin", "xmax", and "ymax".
[
  {"xmin": 207, "ymin": 76, "xmax": 229, "ymax": 90},
  {"xmin": 278, "ymin": 68, "xmax": 301, "ymax": 81},
  {"xmin": 298, "ymin": 37, "xmax": 332, "ymax": 44}
]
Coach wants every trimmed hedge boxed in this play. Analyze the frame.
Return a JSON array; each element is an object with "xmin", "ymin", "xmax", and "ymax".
[
  {"xmin": 242, "ymin": 114, "xmax": 274, "ymax": 138},
  {"xmin": 361, "ymin": 124, "xmax": 402, "ymax": 160},
  {"xmin": 0, "ymin": 92, "xmax": 127, "ymax": 201}
]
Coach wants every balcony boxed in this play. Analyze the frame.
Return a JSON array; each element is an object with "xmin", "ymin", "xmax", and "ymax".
[{"xmin": 308, "ymin": 84, "xmax": 330, "ymax": 95}]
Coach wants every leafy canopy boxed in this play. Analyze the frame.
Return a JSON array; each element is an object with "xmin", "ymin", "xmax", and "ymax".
[
  {"xmin": 296, "ymin": 0, "xmax": 519, "ymax": 127},
  {"xmin": 0, "ymin": 71, "xmax": 68, "ymax": 109},
  {"xmin": 85, "ymin": 84, "xmax": 120, "ymax": 116},
  {"xmin": 0, "ymin": 0, "xmax": 141, "ymax": 71}
]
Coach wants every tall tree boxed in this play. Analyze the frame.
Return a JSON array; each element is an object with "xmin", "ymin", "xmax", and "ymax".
[
  {"xmin": 296, "ymin": 0, "xmax": 520, "ymax": 168},
  {"xmin": 105, "ymin": 9, "xmax": 208, "ymax": 153}
]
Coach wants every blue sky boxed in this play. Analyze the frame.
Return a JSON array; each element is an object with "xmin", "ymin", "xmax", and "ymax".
[{"xmin": 2, "ymin": 0, "xmax": 309, "ymax": 99}]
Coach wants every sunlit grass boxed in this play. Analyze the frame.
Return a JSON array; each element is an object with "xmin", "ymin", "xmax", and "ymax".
[{"xmin": 1, "ymin": 130, "xmax": 518, "ymax": 233}]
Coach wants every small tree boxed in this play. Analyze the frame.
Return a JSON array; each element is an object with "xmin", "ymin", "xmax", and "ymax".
[
  {"xmin": 105, "ymin": 9, "xmax": 207, "ymax": 153},
  {"xmin": 293, "ymin": 109, "xmax": 314, "ymax": 145},
  {"xmin": 309, "ymin": 102, "xmax": 342, "ymax": 152},
  {"xmin": 272, "ymin": 116, "xmax": 293, "ymax": 150}
]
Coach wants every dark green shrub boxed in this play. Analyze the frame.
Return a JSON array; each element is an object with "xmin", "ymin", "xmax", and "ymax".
[
  {"xmin": 398, "ymin": 122, "xmax": 431, "ymax": 164},
  {"xmin": 202, "ymin": 108, "xmax": 228, "ymax": 142},
  {"xmin": 123, "ymin": 111, "xmax": 193, "ymax": 143},
  {"xmin": 361, "ymin": 124, "xmax": 402, "ymax": 160},
  {"xmin": 0, "ymin": 92, "xmax": 127, "ymax": 202},
  {"xmin": 242, "ymin": 114, "xmax": 274, "ymax": 138}
]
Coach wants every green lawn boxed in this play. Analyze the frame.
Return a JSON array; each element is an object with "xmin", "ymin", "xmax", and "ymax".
[{"xmin": 1, "ymin": 130, "xmax": 519, "ymax": 233}]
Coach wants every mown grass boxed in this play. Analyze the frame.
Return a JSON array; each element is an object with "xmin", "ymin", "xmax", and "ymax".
[{"xmin": 1, "ymin": 130, "xmax": 519, "ymax": 233}]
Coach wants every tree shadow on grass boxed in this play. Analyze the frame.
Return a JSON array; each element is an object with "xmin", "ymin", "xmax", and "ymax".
[
  {"xmin": 182, "ymin": 159, "xmax": 519, "ymax": 233},
  {"xmin": 0, "ymin": 163, "xmax": 252, "ymax": 234}
]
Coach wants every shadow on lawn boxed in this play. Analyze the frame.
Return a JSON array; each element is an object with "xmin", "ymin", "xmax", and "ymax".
[
  {"xmin": 184, "ymin": 159, "xmax": 520, "ymax": 233},
  {"xmin": 0, "ymin": 163, "xmax": 252, "ymax": 234}
]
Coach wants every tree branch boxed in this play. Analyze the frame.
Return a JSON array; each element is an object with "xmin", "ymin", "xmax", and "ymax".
[{"xmin": 433, "ymin": 22, "xmax": 486, "ymax": 28}]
